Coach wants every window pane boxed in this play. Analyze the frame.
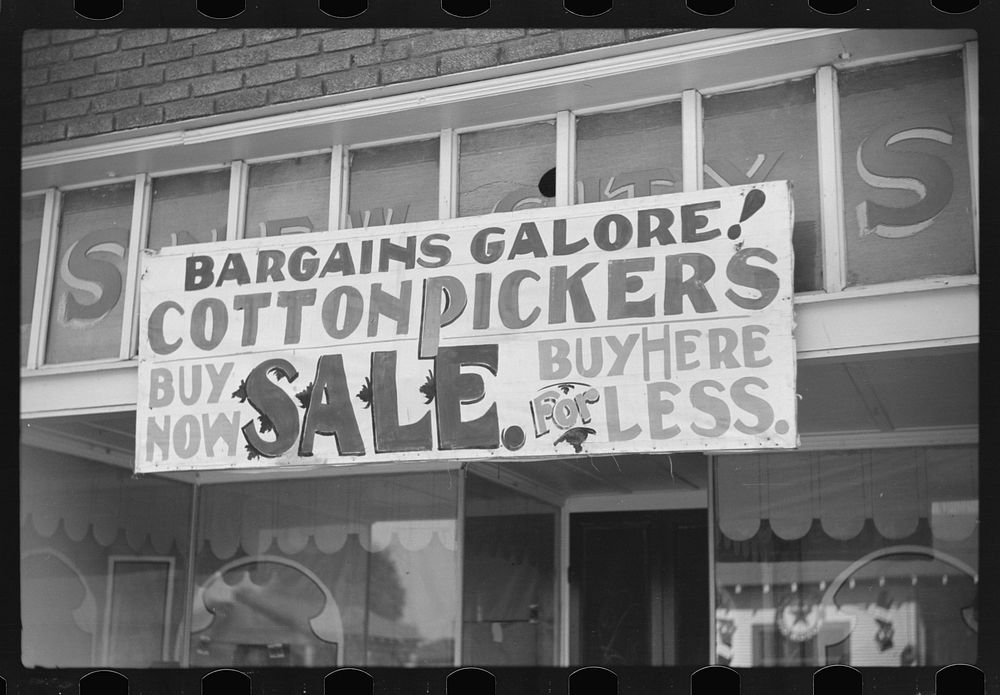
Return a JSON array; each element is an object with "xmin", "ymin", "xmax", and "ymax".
[
  {"xmin": 713, "ymin": 446, "xmax": 977, "ymax": 667},
  {"xmin": 21, "ymin": 442, "xmax": 192, "ymax": 667},
  {"xmin": 704, "ymin": 79, "xmax": 822, "ymax": 292},
  {"xmin": 462, "ymin": 475, "xmax": 557, "ymax": 666},
  {"xmin": 192, "ymin": 472, "xmax": 458, "ymax": 667},
  {"xmin": 458, "ymin": 121, "xmax": 556, "ymax": 217},
  {"xmin": 45, "ymin": 182, "xmax": 134, "ymax": 364},
  {"xmin": 839, "ymin": 53, "xmax": 974, "ymax": 286},
  {"xmin": 244, "ymin": 154, "xmax": 332, "ymax": 238},
  {"xmin": 21, "ymin": 195, "xmax": 45, "ymax": 366},
  {"xmin": 575, "ymin": 101, "xmax": 682, "ymax": 204},
  {"xmin": 147, "ymin": 170, "xmax": 229, "ymax": 251},
  {"xmin": 348, "ymin": 139, "xmax": 439, "ymax": 228}
]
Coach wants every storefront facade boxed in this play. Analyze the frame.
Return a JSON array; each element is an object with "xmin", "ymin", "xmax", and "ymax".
[{"xmin": 20, "ymin": 27, "xmax": 979, "ymax": 670}]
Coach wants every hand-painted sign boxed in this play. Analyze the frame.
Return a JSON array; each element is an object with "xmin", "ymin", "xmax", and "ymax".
[{"xmin": 136, "ymin": 181, "xmax": 797, "ymax": 473}]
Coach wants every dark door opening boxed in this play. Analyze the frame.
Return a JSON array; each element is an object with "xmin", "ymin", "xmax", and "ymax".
[{"xmin": 569, "ymin": 509, "xmax": 709, "ymax": 666}]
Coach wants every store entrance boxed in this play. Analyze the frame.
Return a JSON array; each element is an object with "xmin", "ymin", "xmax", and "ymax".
[{"xmin": 569, "ymin": 510, "xmax": 709, "ymax": 666}]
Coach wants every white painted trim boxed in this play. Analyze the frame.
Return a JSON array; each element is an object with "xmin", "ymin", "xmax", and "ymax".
[
  {"xmin": 832, "ymin": 43, "xmax": 966, "ymax": 71},
  {"xmin": 25, "ymin": 189, "xmax": 56, "ymax": 370},
  {"xmin": 453, "ymin": 468, "xmax": 466, "ymax": 667},
  {"xmin": 33, "ymin": 188, "xmax": 61, "ymax": 368},
  {"xmin": 563, "ymin": 489, "xmax": 708, "ymax": 513},
  {"xmin": 572, "ymin": 92, "xmax": 683, "ymax": 117},
  {"xmin": 438, "ymin": 129, "xmax": 457, "ymax": 220},
  {"xmin": 964, "ymin": 41, "xmax": 979, "ymax": 275},
  {"xmin": 328, "ymin": 144, "xmax": 346, "ymax": 232},
  {"xmin": 453, "ymin": 112, "xmax": 557, "ymax": 136},
  {"xmin": 556, "ymin": 111, "xmax": 575, "ymax": 206},
  {"xmin": 119, "ymin": 174, "xmax": 147, "ymax": 360},
  {"xmin": 21, "ymin": 356, "xmax": 138, "ymax": 378},
  {"xmin": 102, "ymin": 555, "xmax": 175, "ymax": 666},
  {"xmin": 816, "ymin": 66, "xmax": 847, "ymax": 293},
  {"xmin": 24, "ymin": 30, "xmax": 858, "ymax": 174},
  {"xmin": 337, "ymin": 146, "xmax": 351, "ymax": 230},
  {"xmin": 242, "ymin": 147, "xmax": 332, "ymax": 165},
  {"xmin": 697, "ymin": 68, "xmax": 817, "ymax": 97},
  {"xmin": 58, "ymin": 174, "xmax": 144, "ymax": 191},
  {"xmin": 682, "ymin": 90, "xmax": 703, "ymax": 193},
  {"xmin": 346, "ymin": 131, "xmax": 442, "ymax": 151},
  {"xmin": 793, "ymin": 274, "xmax": 978, "ymax": 304},
  {"xmin": 226, "ymin": 161, "xmax": 248, "ymax": 242},
  {"xmin": 147, "ymin": 162, "xmax": 231, "ymax": 179}
]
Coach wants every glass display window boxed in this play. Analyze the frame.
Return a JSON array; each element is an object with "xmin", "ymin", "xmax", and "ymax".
[
  {"xmin": 21, "ymin": 195, "xmax": 45, "ymax": 366},
  {"xmin": 45, "ymin": 181, "xmax": 135, "ymax": 364},
  {"xmin": 147, "ymin": 169, "xmax": 230, "ymax": 251},
  {"xmin": 839, "ymin": 53, "xmax": 975, "ymax": 286},
  {"xmin": 243, "ymin": 154, "xmax": 332, "ymax": 239},
  {"xmin": 347, "ymin": 139, "xmax": 439, "ymax": 229}
]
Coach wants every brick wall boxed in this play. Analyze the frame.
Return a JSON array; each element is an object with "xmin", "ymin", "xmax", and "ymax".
[{"xmin": 22, "ymin": 28, "xmax": 687, "ymax": 147}]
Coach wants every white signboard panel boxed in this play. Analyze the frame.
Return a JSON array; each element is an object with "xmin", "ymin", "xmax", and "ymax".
[{"xmin": 136, "ymin": 182, "xmax": 797, "ymax": 473}]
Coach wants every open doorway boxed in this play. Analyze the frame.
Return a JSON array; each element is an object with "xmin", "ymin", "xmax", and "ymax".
[{"xmin": 568, "ymin": 509, "xmax": 709, "ymax": 666}]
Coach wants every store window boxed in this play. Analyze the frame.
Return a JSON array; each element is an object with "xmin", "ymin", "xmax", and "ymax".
[
  {"xmin": 45, "ymin": 181, "xmax": 134, "ymax": 364},
  {"xmin": 462, "ymin": 474, "xmax": 557, "ymax": 666},
  {"xmin": 575, "ymin": 101, "xmax": 683, "ymax": 205},
  {"xmin": 20, "ymin": 194, "xmax": 45, "ymax": 366},
  {"xmin": 347, "ymin": 139, "xmax": 439, "ymax": 228},
  {"xmin": 20, "ymin": 443, "xmax": 192, "ymax": 668},
  {"xmin": 243, "ymin": 153, "xmax": 332, "ymax": 238},
  {"xmin": 147, "ymin": 169, "xmax": 230, "ymax": 250},
  {"xmin": 703, "ymin": 78, "xmax": 823, "ymax": 292},
  {"xmin": 191, "ymin": 472, "xmax": 458, "ymax": 667},
  {"xmin": 713, "ymin": 446, "xmax": 978, "ymax": 667},
  {"xmin": 839, "ymin": 53, "xmax": 975, "ymax": 286},
  {"xmin": 458, "ymin": 121, "xmax": 557, "ymax": 217}
]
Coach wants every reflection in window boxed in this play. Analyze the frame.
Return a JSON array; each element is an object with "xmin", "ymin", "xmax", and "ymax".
[
  {"xmin": 839, "ymin": 53, "xmax": 974, "ymax": 286},
  {"xmin": 462, "ymin": 474, "xmax": 557, "ymax": 666},
  {"xmin": 192, "ymin": 473, "xmax": 458, "ymax": 668},
  {"xmin": 704, "ymin": 79, "xmax": 822, "ymax": 292},
  {"xmin": 20, "ymin": 444, "xmax": 192, "ymax": 667},
  {"xmin": 21, "ymin": 195, "xmax": 45, "ymax": 366},
  {"xmin": 147, "ymin": 170, "xmax": 229, "ymax": 251},
  {"xmin": 575, "ymin": 101, "xmax": 682, "ymax": 205},
  {"xmin": 713, "ymin": 446, "xmax": 978, "ymax": 667},
  {"xmin": 348, "ymin": 139, "xmax": 439, "ymax": 228},
  {"xmin": 244, "ymin": 154, "xmax": 332, "ymax": 238},
  {"xmin": 45, "ymin": 182, "xmax": 134, "ymax": 364},
  {"xmin": 458, "ymin": 121, "xmax": 556, "ymax": 218}
]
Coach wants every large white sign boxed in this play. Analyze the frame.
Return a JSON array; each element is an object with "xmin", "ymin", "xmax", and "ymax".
[{"xmin": 136, "ymin": 182, "xmax": 797, "ymax": 473}]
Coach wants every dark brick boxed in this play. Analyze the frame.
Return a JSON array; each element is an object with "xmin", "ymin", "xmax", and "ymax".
[
  {"xmin": 244, "ymin": 29, "xmax": 297, "ymax": 45},
  {"xmin": 142, "ymin": 81, "xmax": 191, "ymax": 105},
  {"xmin": 50, "ymin": 58, "xmax": 96, "ymax": 83},
  {"xmin": 378, "ymin": 28, "xmax": 433, "ymax": 39},
  {"xmin": 24, "ymin": 44, "xmax": 71, "ymax": 67},
  {"xmin": 96, "ymin": 29, "xmax": 125, "ymax": 36},
  {"xmin": 169, "ymin": 28, "xmax": 217, "ymax": 41},
  {"xmin": 115, "ymin": 105, "xmax": 164, "ymax": 129},
  {"xmin": 267, "ymin": 37, "xmax": 321, "ymax": 61},
  {"xmin": 144, "ymin": 41, "xmax": 195, "ymax": 65},
  {"xmin": 92, "ymin": 89, "xmax": 141, "ymax": 113},
  {"xmin": 269, "ymin": 78, "xmax": 324, "ymax": 104},
  {"xmin": 67, "ymin": 114, "xmax": 114, "ymax": 138},
  {"xmin": 321, "ymin": 29, "xmax": 375, "ymax": 52},
  {"xmin": 439, "ymin": 45, "xmax": 499, "ymax": 74},
  {"xmin": 323, "ymin": 67, "xmax": 379, "ymax": 94},
  {"xmin": 22, "ymin": 31, "xmax": 50, "ymax": 51},
  {"xmin": 215, "ymin": 87, "xmax": 268, "ymax": 113},
  {"xmin": 95, "ymin": 49, "xmax": 144, "ymax": 73},
  {"xmin": 50, "ymin": 29, "xmax": 96, "ymax": 44},
  {"xmin": 22, "ymin": 68, "xmax": 48, "ymax": 87},
  {"xmin": 71, "ymin": 74, "xmax": 117, "ymax": 97},
  {"xmin": 298, "ymin": 52, "xmax": 352, "ymax": 78},
  {"xmin": 22, "ymin": 105, "xmax": 45, "ymax": 125},
  {"xmin": 351, "ymin": 45, "xmax": 382, "ymax": 66},
  {"xmin": 164, "ymin": 56, "xmax": 213, "ymax": 80},
  {"xmin": 191, "ymin": 72, "xmax": 243, "ymax": 96},
  {"xmin": 245, "ymin": 61, "xmax": 297, "ymax": 87},
  {"xmin": 212, "ymin": 47, "xmax": 268, "ymax": 72},
  {"xmin": 119, "ymin": 66, "xmax": 165, "ymax": 89},
  {"xmin": 120, "ymin": 29, "xmax": 169, "ymax": 49},
  {"xmin": 23, "ymin": 122, "xmax": 67, "ymax": 145},
  {"xmin": 499, "ymin": 34, "xmax": 562, "ymax": 63},
  {"xmin": 23, "ymin": 83, "xmax": 71, "ymax": 106},
  {"xmin": 464, "ymin": 29, "xmax": 525, "ymax": 45},
  {"xmin": 193, "ymin": 31, "xmax": 243, "ymax": 55},
  {"xmin": 164, "ymin": 96, "xmax": 215, "ymax": 122},
  {"xmin": 560, "ymin": 29, "xmax": 627, "ymax": 52},
  {"xmin": 71, "ymin": 35, "xmax": 120, "ymax": 58},
  {"xmin": 380, "ymin": 56, "xmax": 437, "ymax": 85},
  {"xmin": 384, "ymin": 32, "xmax": 465, "ymax": 62},
  {"xmin": 44, "ymin": 100, "xmax": 90, "ymax": 120}
]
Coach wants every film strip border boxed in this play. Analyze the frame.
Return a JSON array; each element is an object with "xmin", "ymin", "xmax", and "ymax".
[{"xmin": 0, "ymin": 664, "xmax": 989, "ymax": 694}]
